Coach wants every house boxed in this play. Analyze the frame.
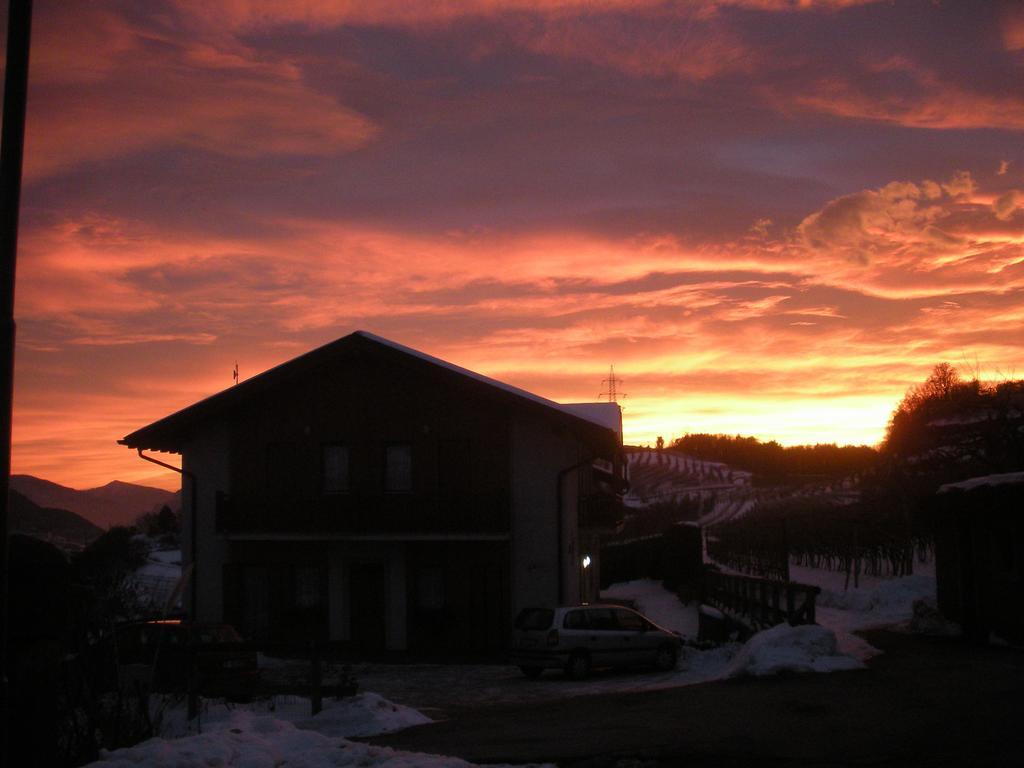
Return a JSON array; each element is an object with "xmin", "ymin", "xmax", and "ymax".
[
  {"xmin": 933, "ymin": 472, "xmax": 1024, "ymax": 644},
  {"xmin": 120, "ymin": 331, "xmax": 625, "ymax": 655}
]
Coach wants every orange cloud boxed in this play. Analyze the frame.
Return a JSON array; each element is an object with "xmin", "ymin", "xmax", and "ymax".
[
  {"xmin": 173, "ymin": 0, "xmax": 882, "ymax": 32},
  {"xmin": 25, "ymin": 3, "xmax": 375, "ymax": 180},
  {"xmin": 783, "ymin": 72, "xmax": 1024, "ymax": 131},
  {"xmin": 1002, "ymin": 5, "xmax": 1024, "ymax": 51},
  {"xmin": 17, "ymin": 169, "xmax": 1024, "ymax": 489},
  {"xmin": 793, "ymin": 172, "xmax": 1024, "ymax": 298}
]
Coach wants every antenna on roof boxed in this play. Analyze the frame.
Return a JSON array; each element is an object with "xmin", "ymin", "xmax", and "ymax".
[
  {"xmin": 232, "ymin": 361, "xmax": 239, "ymax": 385},
  {"xmin": 599, "ymin": 365, "xmax": 626, "ymax": 404}
]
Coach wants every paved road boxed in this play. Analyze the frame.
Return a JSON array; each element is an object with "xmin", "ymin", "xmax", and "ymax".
[{"xmin": 369, "ymin": 632, "xmax": 1024, "ymax": 767}]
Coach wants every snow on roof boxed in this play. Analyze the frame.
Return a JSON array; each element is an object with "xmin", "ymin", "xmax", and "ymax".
[
  {"xmin": 357, "ymin": 331, "xmax": 566, "ymax": 409},
  {"xmin": 357, "ymin": 332, "xmax": 620, "ymax": 434},
  {"xmin": 938, "ymin": 471, "xmax": 1024, "ymax": 494},
  {"xmin": 559, "ymin": 402, "xmax": 622, "ymax": 436}
]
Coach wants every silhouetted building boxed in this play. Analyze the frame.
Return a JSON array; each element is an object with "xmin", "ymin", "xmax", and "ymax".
[
  {"xmin": 934, "ymin": 472, "xmax": 1024, "ymax": 644},
  {"xmin": 120, "ymin": 331, "xmax": 624, "ymax": 655}
]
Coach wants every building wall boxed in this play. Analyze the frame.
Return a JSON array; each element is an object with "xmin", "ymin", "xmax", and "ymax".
[
  {"xmin": 221, "ymin": 541, "xmax": 330, "ymax": 642},
  {"xmin": 510, "ymin": 417, "xmax": 587, "ymax": 613},
  {"xmin": 181, "ymin": 423, "xmax": 231, "ymax": 623},
  {"xmin": 935, "ymin": 483, "xmax": 1024, "ymax": 644},
  {"xmin": 177, "ymin": 345, "xmax": 618, "ymax": 652},
  {"xmin": 223, "ymin": 350, "xmax": 512, "ymax": 535}
]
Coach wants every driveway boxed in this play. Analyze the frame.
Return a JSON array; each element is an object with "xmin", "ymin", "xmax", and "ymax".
[
  {"xmin": 349, "ymin": 643, "xmax": 736, "ymax": 719},
  {"xmin": 368, "ymin": 632, "xmax": 1024, "ymax": 767}
]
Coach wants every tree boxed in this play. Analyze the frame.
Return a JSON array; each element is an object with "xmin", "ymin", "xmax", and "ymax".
[{"xmin": 73, "ymin": 527, "xmax": 148, "ymax": 621}]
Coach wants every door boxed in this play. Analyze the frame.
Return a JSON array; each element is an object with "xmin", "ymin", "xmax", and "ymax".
[
  {"xmin": 584, "ymin": 608, "xmax": 620, "ymax": 667},
  {"xmin": 613, "ymin": 607, "xmax": 652, "ymax": 664},
  {"xmin": 350, "ymin": 563, "xmax": 388, "ymax": 652}
]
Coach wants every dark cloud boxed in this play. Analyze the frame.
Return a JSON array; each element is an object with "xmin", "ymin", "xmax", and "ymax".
[{"xmin": 12, "ymin": 0, "xmax": 1024, "ymax": 487}]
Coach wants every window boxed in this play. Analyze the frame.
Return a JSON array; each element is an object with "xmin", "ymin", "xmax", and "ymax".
[
  {"xmin": 385, "ymin": 444, "xmax": 412, "ymax": 492},
  {"xmin": 585, "ymin": 608, "xmax": 617, "ymax": 630},
  {"xmin": 615, "ymin": 608, "xmax": 645, "ymax": 631},
  {"xmin": 322, "ymin": 444, "xmax": 349, "ymax": 493},
  {"xmin": 563, "ymin": 609, "xmax": 589, "ymax": 630}
]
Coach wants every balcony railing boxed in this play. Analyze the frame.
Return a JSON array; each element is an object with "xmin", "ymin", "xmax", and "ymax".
[{"xmin": 579, "ymin": 493, "xmax": 624, "ymax": 532}]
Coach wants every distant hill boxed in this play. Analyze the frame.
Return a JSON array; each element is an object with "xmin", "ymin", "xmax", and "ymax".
[
  {"xmin": 8, "ymin": 489, "xmax": 103, "ymax": 552},
  {"xmin": 621, "ymin": 447, "xmax": 863, "ymax": 539},
  {"xmin": 9, "ymin": 475, "xmax": 180, "ymax": 529}
]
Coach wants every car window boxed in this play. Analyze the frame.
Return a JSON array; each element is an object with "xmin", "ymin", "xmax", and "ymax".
[
  {"xmin": 563, "ymin": 610, "xmax": 589, "ymax": 629},
  {"xmin": 615, "ymin": 609, "xmax": 646, "ymax": 631},
  {"xmin": 586, "ymin": 608, "xmax": 617, "ymax": 630},
  {"xmin": 515, "ymin": 608, "xmax": 554, "ymax": 630}
]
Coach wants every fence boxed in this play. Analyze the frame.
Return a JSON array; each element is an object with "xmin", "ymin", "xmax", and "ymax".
[
  {"xmin": 178, "ymin": 641, "xmax": 358, "ymax": 720},
  {"xmin": 702, "ymin": 570, "xmax": 820, "ymax": 629}
]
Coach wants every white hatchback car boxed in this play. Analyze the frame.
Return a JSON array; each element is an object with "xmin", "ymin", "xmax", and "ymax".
[{"xmin": 509, "ymin": 604, "xmax": 683, "ymax": 679}]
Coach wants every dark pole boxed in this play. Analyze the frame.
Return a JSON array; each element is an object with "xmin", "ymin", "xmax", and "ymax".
[{"xmin": 1, "ymin": 1, "xmax": 34, "ymax": 762}]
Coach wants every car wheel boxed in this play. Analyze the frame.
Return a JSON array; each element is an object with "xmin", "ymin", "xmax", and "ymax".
[
  {"xmin": 654, "ymin": 644, "xmax": 678, "ymax": 672},
  {"xmin": 519, "ymin": 666, "xmax": 543, "ymax": 679},
  {"xmin": 565, "ymin": 652, "xmax": 591, "ymax": 680}
]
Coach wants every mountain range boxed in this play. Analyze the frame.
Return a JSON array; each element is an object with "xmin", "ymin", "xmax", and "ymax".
[
  {"xmin": 9, "ymin": 474, "xmax": 180, "ymax": 529},
  {"xmin": 8, "ymin": 489, "xmax": 103, "ymax": 552}
]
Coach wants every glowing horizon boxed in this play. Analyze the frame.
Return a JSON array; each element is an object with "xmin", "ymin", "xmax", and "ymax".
[{"xmin": 9, "ymin": 0, "xmax": 1024, "ymax": 491}]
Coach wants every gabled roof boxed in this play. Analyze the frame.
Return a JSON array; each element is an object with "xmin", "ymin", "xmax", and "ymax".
[{"xmin": 120, "ymin": 330, "xmax": 621, "ymax": 453}]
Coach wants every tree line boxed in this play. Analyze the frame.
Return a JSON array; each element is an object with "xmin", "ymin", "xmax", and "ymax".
[
  {"xmin": 671, "ymin": 433, "xmax": 877, "ymax": 484},
  {"xmin": 694, "ymin": 362, "xmax": 1024, "ymax": 582}
]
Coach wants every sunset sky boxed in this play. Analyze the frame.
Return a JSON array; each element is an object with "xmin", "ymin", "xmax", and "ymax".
[{"xmin": 7, "ymin": 0, "xmax": 1024, "ymax": 491}]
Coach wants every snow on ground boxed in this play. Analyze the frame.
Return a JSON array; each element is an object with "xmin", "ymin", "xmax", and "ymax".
[
  {"xmin": 156, "ymin": 692, "xmax": 431, "ymax": 740},
  {"xmin": 103, "ymin": 568, "xmax": 932, "ymax": 765},
  {"xmin": 358, "ymin": 579, "xmax": 869, "ymax": 713},
  {"xmin": 788, "ymin": 559, "xmax": 942, "ymax": 660},
  {"xmin": 354, "ymin": 647, "xmax": 742, "ymax": 713},
  {"xmin": 938, "ymin": 471, "xmax": 1024, "ymax": 493},
  {"xmin": 89, "ymin": 574, "xmax": 898, "ymax": 765},
  {"xmin": 607, "ymin": 574, "xmax": 871, "ymax": 680},
  {"xmin": 131, "ymin": 548, "xmax": 183, "ymax": 610},
  {"xmin": 134, "ymin": 549, "xmax": 181, "ymax": 581},
  {"xmin": 88, "ymin": 709, "xmax": 529, "ymax": 768}
]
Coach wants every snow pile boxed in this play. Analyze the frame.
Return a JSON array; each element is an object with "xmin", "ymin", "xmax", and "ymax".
[
  {"xmin": 724, "ymin": 624, "xmax": 864, "ymax": 678},
  {"xmin": 782, "ymin": 564, "xmax": 939, "ymax": 660},
  {"xmin": 816, "ymin": 573, "xmax": 936, "ymax": 630},
  {"xmin": 679, "ymin": 642, "xmax": 741, "ymax": 676},
  {"xmin": 157, "ymin": 692, "xmax": 430, "ymax": 740},
  {"xmin": 600, "ymin": 578, "xmax": 698, "ymax": 637},
  {"xmin": 90, "ymin": 710, "xmax": 477, "ymax": 768},
  {"xmin": 297, "ymin": 692, "xmax": 433, "ymax": 738}
]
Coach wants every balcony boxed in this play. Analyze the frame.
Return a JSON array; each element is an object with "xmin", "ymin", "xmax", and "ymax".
[
  {"xmin": 579, "ymin": 493, "xmax": 624, "ymax": 532},
  {"xmin": 215, "ymin": 490, "xmax": 510, "ymax": 536}
]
